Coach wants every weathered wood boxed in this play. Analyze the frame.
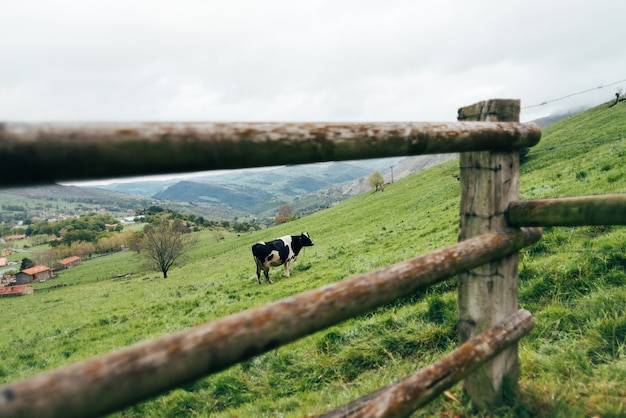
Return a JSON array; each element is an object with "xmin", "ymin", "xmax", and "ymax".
[
  {"xmin": 0, "ymin": 121, "xmax": 540, "ymax": 186},
  {"xmin": 507, "ymin": 194, "xmax": 626, "ymax": 226},
  {"xmin": 321, "ymin": 309, "xmax": 535, "ymax": 418},
  {"xmin": 0, "ymin": 228, "xmax": 541, "ymax": 418},
  {"xmin": 457, "ymin": 99, "xmax": 528, "ymax": 407}
]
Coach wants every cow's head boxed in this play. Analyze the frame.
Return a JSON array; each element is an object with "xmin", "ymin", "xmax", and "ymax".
[{"xmin": 300, "ymin": 232, "xmax": 314, "ymax": 247}]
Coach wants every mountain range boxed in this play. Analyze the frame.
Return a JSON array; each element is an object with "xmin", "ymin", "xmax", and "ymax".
[{"xmin": 92, "ymin": 155, "xmax": 451, "ymax": 221}]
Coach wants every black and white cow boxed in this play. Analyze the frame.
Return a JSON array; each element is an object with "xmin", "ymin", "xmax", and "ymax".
[{"xmin": 251, "ymin": 232, "xmax": 314, "ymax": 284}]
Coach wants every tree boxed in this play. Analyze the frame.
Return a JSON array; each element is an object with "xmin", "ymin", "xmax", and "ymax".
[
  {"xmin": 274, "ymin": 203, "xmax": 294, "ymax": 225},
  {"xmin": 129, "ymin": 231, "xmax": 144, "ymax": 253},
  {"xmin": 139, "ymin": 221, "xmax": 197, "ymax": 279},
  {"xmin": 20, "ymin": 258, "xmax": 35, "ymax": 270},
  {"xmin": 368, "ymin": 170, "xmax": 385, "ymax": 191}
]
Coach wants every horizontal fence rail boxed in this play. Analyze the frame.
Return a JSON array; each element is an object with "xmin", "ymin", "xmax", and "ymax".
[
  {"xmin": 507, "ymin": 194, "xmax": 626, "ymax": 226},
  {"xmin": 322, "ymin": 309, "xmax": 535, "ymax": 418},
  {"xmin": 0, "ymin": 228, "xmax": 541, "ymax": 418},
  {"xmin": 0, "ymin": 121, "xmax": 540, "ymax": 186}
]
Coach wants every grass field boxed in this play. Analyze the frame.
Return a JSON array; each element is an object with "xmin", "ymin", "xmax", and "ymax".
[{"xmin": 1, "ymin": 101, "xmax": 626, "ymax": 417}]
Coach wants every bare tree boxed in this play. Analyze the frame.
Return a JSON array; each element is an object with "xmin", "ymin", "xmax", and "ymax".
[{"xmin": 140, "ymin": 221, "xmax": 197, "ymax": 278}]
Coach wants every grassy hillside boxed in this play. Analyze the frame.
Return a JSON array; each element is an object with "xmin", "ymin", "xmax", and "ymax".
[{"xmin": 1, "ymin": 101, "xmax": 626, "ymax": 417}]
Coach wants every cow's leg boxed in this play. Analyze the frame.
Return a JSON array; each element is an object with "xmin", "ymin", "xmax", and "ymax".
[
  {"xmin": 264, "ymin": 267, "xmax": 273, "ymax": 284},
  {"xmin": 283, "ymin": 260, "xmax": 292, "ymax": 278},
  {"xmin": 254, "ymin": 258, "xmax": 263, "ymax": 284}
]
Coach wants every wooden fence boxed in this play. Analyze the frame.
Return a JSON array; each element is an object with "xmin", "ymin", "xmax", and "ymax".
[{"xmin": 1, "ymin": 99, "xmax": 624, "ymax": 417}]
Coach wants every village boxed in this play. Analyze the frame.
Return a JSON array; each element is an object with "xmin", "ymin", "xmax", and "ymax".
[
  {"xmin": 0, "ymin": 237, "xmax": 82, "ymax": 298},
  {"xmin": 0, "ymin": 206, "xmax": 207, "ymax": 299},
  {"xmin": 0, "ymin": 213, "xmax": 142, "ymax": 298}
]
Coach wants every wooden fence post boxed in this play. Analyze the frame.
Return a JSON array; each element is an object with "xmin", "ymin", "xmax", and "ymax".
[{"xmin": 457, "ymin": 99, "xmax": 521, "ymax": 406}]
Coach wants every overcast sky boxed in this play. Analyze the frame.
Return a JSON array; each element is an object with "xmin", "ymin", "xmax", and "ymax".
[{"xmin": 2, "ymin": 0, "xmax": 626, "ymax": 126}]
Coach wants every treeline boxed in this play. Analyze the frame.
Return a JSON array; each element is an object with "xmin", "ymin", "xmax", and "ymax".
[
  {"xmin": 136, "ymin": 206, "xmax": 261, "ymax": 233},
  {"xmin": 1, "ymin": 204, "xmax": 26, "ymax": 212},
  {"xmin": 20, "ymin": 207, "xmax": 262, "ymax": 246},
  {"xmin": 0, "ymin": 208, "xmax": 29, "ymax": 226},
  {"xmin": 24, "ymin": 213, "xmax": 123, "ymax": 247},
  {"xmin": 3, "ymin": 206, "xmax": 263, "ymax": 269},
  {"xmin": 28, "ymin": 231, "xmax": 135, "ymax": 270}
]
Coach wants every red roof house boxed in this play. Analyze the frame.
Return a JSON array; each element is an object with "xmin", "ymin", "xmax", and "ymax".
[
  {"xmin": 0, "ymin": 285, "xmax": 34, "ymax": 297},
  {"xmin": 16, "ymin": 265, "xmax": 54, "ymax": 284},
  {"xmin": 60, "ymin": 256, "xmax": 82, "ymax": 269},
  {"xmin": 5, "ymin": 234, "xmax": 26, "ymax": 241}
]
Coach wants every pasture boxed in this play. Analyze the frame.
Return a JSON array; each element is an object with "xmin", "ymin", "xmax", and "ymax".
[{"xmin": 1, "ymin": 101, "xmax": 626, "ymax": 417}]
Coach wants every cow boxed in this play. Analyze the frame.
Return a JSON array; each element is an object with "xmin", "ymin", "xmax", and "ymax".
[{"xmin": 251, "ymin": 232, "xmax": 314, "ymax": 284}]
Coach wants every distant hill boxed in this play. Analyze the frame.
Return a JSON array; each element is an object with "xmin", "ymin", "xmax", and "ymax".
[
  {"xmin": 0, "ymin": 184, "xmax": 247, "ymax": 224},
  {"xmin": 527, "ymin": 107, "xmax": 587, "ymax": 127},
  {"xmin": 102, "ymin": 181, "xmax": 171, "ymax": 197},
  {"xmin": 3, "ymin": 184, "xmax": 137, "ymax": 202},
  {"xmin": 154, "ymin": 181, "xmax": 272, "ymax": 211},
  {"xmin": 0, "ymin": 184, "xmax": 153, "ymax": 212},
  {"xmin": 92, "ymin": 159, "xmax": 405, "ymax": 220},
  {"xmin": 86, "ymin": 154, "xmax": 463, "ymax": 220}
]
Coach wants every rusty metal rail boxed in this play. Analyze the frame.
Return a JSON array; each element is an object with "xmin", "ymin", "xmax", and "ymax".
[
  {"xmin": 321, "ymin": 309, "xmax": 535, "ymax": 418},
  {"xmin": 0, "ymin": 121, "xmax": 540, "ymax": 186},
  {"xmin": 0, "ymin": 228, "xmax": 541, "ymax": 418}
]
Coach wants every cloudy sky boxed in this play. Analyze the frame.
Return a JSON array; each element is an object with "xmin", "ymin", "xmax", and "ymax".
[{"xmin": 2, "ymin": 0, "xmax": 625, "ymax": 126}]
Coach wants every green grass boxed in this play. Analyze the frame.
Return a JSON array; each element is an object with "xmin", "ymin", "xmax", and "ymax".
[{"xmin": 2, "ymin": 100, "xmax": 626, "ymax": 417}]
